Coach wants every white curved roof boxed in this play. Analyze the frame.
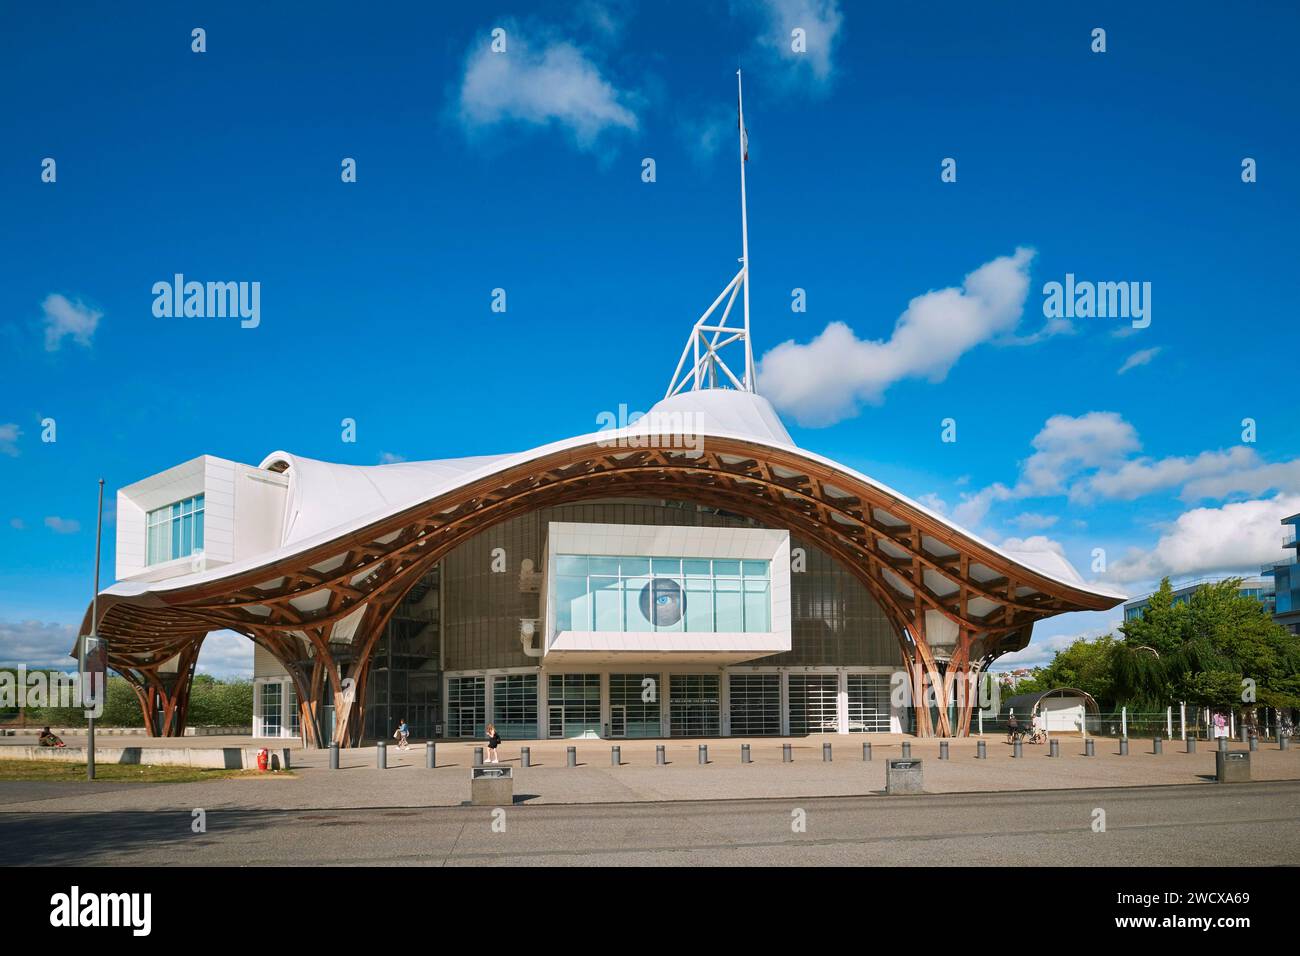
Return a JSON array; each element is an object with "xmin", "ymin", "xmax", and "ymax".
[{"xmin": 102, "ymin": 387, "xmax": 1124, "ymax": 604}]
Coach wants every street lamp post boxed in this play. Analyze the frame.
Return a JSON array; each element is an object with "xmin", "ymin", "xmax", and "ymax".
[{"xmin": 87, "ymin": 478, "xmax": 104, "ymax": 781}]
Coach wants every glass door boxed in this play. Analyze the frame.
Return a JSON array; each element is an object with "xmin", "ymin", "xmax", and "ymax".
[{"xmin": 610, "ymin": 704, "xmax": 627, "ymax": 738}]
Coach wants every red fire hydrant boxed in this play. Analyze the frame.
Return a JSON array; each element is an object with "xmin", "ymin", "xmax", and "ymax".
[{"xmin": 256, "ymin": 748, "xmax": 269, "ymax": 772}]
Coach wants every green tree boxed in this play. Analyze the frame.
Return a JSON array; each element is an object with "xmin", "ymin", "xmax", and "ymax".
[{"xmin": 1112, "ymin": 577, "xmax": 1300, "ymax": 716}]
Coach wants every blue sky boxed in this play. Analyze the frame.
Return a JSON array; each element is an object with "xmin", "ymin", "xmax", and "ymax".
[{"xmin": 2, "ymin": 1, "xmax": 1298, "ymax": 676}]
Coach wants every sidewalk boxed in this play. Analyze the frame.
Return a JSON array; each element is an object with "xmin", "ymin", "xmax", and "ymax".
[{"xmin": 1, "ymin": 734, "xmax": 1296, "ymax": 814}]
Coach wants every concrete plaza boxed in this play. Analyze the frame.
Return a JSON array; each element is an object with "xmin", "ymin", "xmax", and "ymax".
[{"xmin": 2, "ymin": 733, "xmax": 1298, "ymax": 814}]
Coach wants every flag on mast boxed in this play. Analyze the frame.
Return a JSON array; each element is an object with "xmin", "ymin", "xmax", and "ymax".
[{"xmin": 739, "ymin": 109, "xmax": 748, "ymax": 161}]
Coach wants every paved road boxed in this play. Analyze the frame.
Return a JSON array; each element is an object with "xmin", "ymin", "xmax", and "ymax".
[{"xmin": 4, "ymin": 780, "xmax": 1298, "ymax": 866}]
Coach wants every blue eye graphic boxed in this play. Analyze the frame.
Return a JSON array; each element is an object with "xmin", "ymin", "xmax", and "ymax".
[{"xmin": 640, "ymin": 577, "xmax": 685, "ymax": 626}]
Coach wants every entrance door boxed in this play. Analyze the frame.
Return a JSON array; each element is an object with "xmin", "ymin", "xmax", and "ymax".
[
  {"xmin": 548, "ymin": 705, "xmax": 564, "ymax": 738},
  {"xmin": 458, "ymin": 706, "xmax": 476, "ymax": 737},
  {"xmin": 610, "ymin": 704, "xmax": 627, "ymax": 738}
]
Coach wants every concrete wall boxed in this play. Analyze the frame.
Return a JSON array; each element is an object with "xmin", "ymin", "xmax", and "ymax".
[
  {"xmin": 115, "ymin": 455, "xmax": 287, "ymax": 583},
  {"xmin": 0, "ymin": 746, "xmax": 291, "ymax": 770}
]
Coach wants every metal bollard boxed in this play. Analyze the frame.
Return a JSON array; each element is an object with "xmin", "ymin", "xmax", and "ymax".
[
  {"xmin": 783, "ymin": 743, "xmax": 793, "ymax": 763},
  {"xmin": 1249, "ymin": 735, "xmax": 1258, "ymax": 753},
  {"xmin": 1013, "ymin": 739, "xmax": 1023, "ymax": 759},
  {"xmin": 376, "ymin": 740, "xmax": 387, "ymax": 769},
  {"xmin": 1186, "ymin": 737, "xmax": 1196, "ymax": 753},
  {"xmin": 1218, "ymin": 737, "xmax": 1228, "ymax": 753},
  {"xmin": 698, "ymin": 744, "xmax": 708, "ymax": 765},
  {"xmin": 939, "ymin": 740, "xmax": 949, "ymax": 760},
  {"xmin": 1049, "ymin": 739, "xmax": 1059, "ymax": 758},
  {"xmin": 1119, "ymin": 737, "xmax": 1129, "ymax": 756},
  {"xmin": 521, "ymin": 746, "xmax": 531, "ymax": 768},
  {"xmin": 863, "ymin": 741, "xmax": 872, "ymax": 762},
  {"xmin": 567, "ymin": 746, "xmax": 577, "ymax": 767},
  {"xmin": 656, "ymin": 744, "xmax": 666, "ymax": 765},
  {"xmin": 1085, "ymin": 737, "xmax": 1095, "ymax": 757},
  {"xmin": 425, "ymin": 740, "xmax": 435, "ymax": 769},
  {"xmin": 1153, "ymin": 737, "xmax": 1163, "ymax": 755},
  {"xmin": 901, "ymin": 741, "xmax": 911, "ymax": 758},
  {"xmin": 473, "ymin": 746, "xmax": 484, "ymax": 768},
  {"xmin": 823, "ymin": 742, "xmax": 832, "ymax": 762},
  {"xmin": 329, "ymin": 742, "xmax": 339, "ymax": 770},
  {"xmin": 611, "ymin": 745, "xmax": 621, "ymax": 766},
  {"xmin": 741, "ymin": 744, "xmax": 751, "ymax": 764},
  {"xmin": 1281, "ymin": 736, "xmax": 1291, "ymax": 752},
  {"xmin": 976, "ymin": 739, "xmax": 986, "ymax": 759}
]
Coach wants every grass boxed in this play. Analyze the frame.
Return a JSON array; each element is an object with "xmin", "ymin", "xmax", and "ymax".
[{"xmin": 0, "ymin": 760, "xmax": 294, "ymax": 784}]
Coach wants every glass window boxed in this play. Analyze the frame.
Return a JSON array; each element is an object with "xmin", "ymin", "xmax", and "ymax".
[
  {"xmin": 592, "ymin": 576, "xmax": 621, "ymax": 631},
  {"xmin": 729, "ymin": 674, "xmax": 780, "ymax": 735},
  {"xmin": 259, "ymin": 682, "xmax": 282, "ymax": 737},
  {"xmin": 146, "ymin": 494, "xmax": 205, "ymax": 565},
  {"xmin": 492, "ymin": 674, "xmax": 538, "ymax": 739},
  {"xmin": 550, "ymin": 554, "xmax": 771, "ymax": 635}
]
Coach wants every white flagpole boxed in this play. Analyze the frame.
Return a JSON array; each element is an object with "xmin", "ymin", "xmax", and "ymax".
[{"xmin": 737, "ymin": 69, "xmax": 754, "ymax": 392}]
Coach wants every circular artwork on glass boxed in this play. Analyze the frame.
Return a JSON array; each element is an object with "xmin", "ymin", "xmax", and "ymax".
[{"xmin": 640, "ymin": 577, "xmax": 686, "ymax": 627}]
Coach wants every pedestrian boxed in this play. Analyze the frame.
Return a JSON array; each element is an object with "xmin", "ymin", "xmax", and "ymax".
[
  {"xmin": 1005, "ymin": 711, "xmax": 1019, "ymax": 744},
  {"xmin": 395, "ymin": 717, "xmax": 410, "ymax": 751},
  {"xmin": 1212, "ymin": 712, "xmax": 1228, "ymax": 740},
  {"xmin": 486, "ymin": 722, "xmax": 501, "ymax": 764}
]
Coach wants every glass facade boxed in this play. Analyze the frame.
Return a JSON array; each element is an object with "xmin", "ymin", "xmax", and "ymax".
[
  {"xmin": 554, "ymin": 555, "xmax": 770, "ymax": 633},
  {"xmin": 788, "ymin": 674, "xmax": 839, "ymax": 735},
  {"xmin": 258, "ymin": 682, "xmax": 281, "ymax": 737},
  {"xmin": 847, "ymin": 674, "xmax": 892, "ymax": 732},
  {"xmin": 146, "ymin": 494, "xmax": 204, "ymax": 565},
  {"xmin": 448, "ymin": 676, "xmax": 485, "ymax": 737},
  {"xmin": 669, "ymin": 674, "xmax": 720, "ymax": 736},
  {"xmin": 728, "ymin": 673, "xmax": 781, "ymax": 735},
  {"xmin": 364, "ymin": 569, "xmax": 441, "ymax": 741},
  {"xmin": 608, "ymin": 673, "xmax": 663, "ymax": 737},
  {"xmin": 547, "ymin": 673, "xmax": 601, "ymax": 737},
  {"xmin": 492, "ymin": 674, "xmax": 538, "ymax": 739}
]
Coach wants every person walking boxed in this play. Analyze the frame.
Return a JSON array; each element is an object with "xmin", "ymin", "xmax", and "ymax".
[
  {"xmin": 486, "ymin": 722, "xmax": 501, "ymax": 764},
  {"xmin": 1005, "ymin": 711, "xmax": 1019, "ymax": 744},
  {"xmin": 395, "ymin": 717, "xmax": 410, "ymax": 751},
  {"xmin": 1212, "ymin": 712, "xmax": 1228, "ymax": 740}
]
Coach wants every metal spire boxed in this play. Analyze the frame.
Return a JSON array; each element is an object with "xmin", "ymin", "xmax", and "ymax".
[{"xmin": 665, "ymin": 71, "xmax": 757, "ymax": 399}]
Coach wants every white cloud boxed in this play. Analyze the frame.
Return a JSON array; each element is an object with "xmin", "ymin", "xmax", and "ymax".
[
  {"xmin": 1109, "ymin": 493, "xmax": 1300, "ymax": 583},
  {"xmin": 1079, "ymin": 446, "xmax": 1259, "ymax": 503},
  {"xmin": 1118, "ymin": 346, "xmax": 1161, "ymax": 375},
  {"xmin": 999, "ymin": 534, "xmax": 1066, "ymax": 557},
  {"xmin": 1008, "ymin": 512, "xmax": 1059, "ymax": 532},
  {"xmin": 44, "ymin": 516, "xmax": 80, "ymax": 534},
  {"xmin": 752, "ymin": 0, "xmax": 845, "ymax": 86},
  {"xmin": 759, "ymin": 248, "xmax": 1036, "ymax": 426},
  {"xmin": 457, "ymin": 26, "xmax": 637, "ymax": 150},
  {"xmin": 952, "ymin": 411, "xmax": 1139, "ymax": 526},
  {"xmin": 42, "ymin": 294, "xmax": 102, "ymax": 351},
  {"xmin": 195, "ymin": 629, "xmax": 254, "ymax": 680},
  {"xmin": 0, "ymin": 619, "xmax": 78, "ymax": 669},
  {"xmin": 0, "ymin": 423, "xmax": 19, "ymax": 457},
  {"xmin": 9, "ymin": 518, "xmax": 24, "ymax": 530},
  {"xmin": 679, "ymin": 107, "xmax": 735, "ymax": 163},
  {"xmin": 1181, "ymin": 457, "xmax": 1300, "ymax": 502},
  {"xmin": 993, "ymin": 623, "xmax": 1116, "ymax": 670}
]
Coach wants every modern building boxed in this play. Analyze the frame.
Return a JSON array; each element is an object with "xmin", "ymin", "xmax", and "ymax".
[
  {"xmin": 78, "ymin": 78, "xmax": 1124, "ymax": 745},
  {"xmin": 1263, "ymin": 512, "xmax": 1300, "ymax": 634},
  {"xmin": 1122, "ymin": 576, "xmax": 1275, "ymax": 623}
]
